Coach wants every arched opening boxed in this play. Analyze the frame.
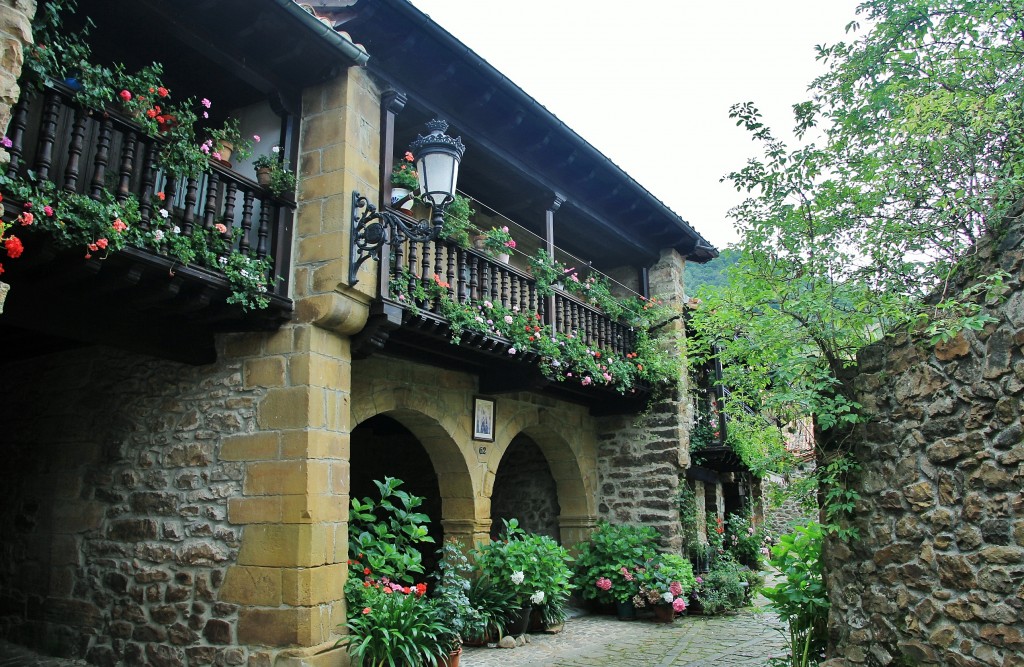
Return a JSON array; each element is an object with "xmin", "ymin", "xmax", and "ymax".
[
  {"xmin": 490, "ymin": 433, "xmax": 561, "ymax": 542},
  {"xmin": 349, "ymin": 414, "xmax": 443, "ymax": 572}
]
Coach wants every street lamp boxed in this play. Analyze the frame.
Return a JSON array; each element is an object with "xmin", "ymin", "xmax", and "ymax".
[{"xmin": 350, "ymin": 119, "xmax": 465, "ymax": 285}]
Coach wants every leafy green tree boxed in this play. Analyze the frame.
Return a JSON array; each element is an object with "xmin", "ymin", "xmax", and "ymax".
[{"xmin": 691, "ymin": 0, "xmax": 1019, "ymax": 447}]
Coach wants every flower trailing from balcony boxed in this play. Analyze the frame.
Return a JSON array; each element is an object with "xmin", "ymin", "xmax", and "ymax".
[
  {"xmin": 206, "ymin": 117, "xmax": 258, "ymax": 163},
  {"xmin": 388, "ymin": 267, "xmax": 681, "ymax": 395},
  {"xmin": 390, "ymin": 151, "xmax": 419, "ymax": 189}
]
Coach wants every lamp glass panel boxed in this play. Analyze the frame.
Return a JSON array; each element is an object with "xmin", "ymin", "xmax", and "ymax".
[{"xmin": 418, "ymin": 150, "xmax": 457, "ymax": 207}]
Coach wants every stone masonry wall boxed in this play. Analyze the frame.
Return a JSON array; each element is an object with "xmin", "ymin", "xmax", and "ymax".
[
  {"xmin": 824, "ymin": 220, "xmax": 1024, "ymax": 666},
  {"xmin": 596, "ymin": 248, "xmax": 692, "ymax": 552},
  {"xmin": 0, "ymin": 0, "xmax": 34, "ymax": 158},
  {"xmin": 0, "ymin": 344, "xmax": 264, "ymax": 666}
]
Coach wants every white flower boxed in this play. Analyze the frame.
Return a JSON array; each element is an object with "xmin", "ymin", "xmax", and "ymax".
[
  {"xmin": 530, "ymin": 591, "xmax": 545, "ymax": 605},
  {"xmin": 508, "ymin": 347, "xmax": 517, "ymax": 355},
  {"xmin": 172, "ymin": 226, "xmax": 181, "ymax": 234},
  {"xmin": 272, "ymin": 145, "xmax": 280, "ymax": 154},
  {"xmin": 510, "ymin": 571, "xmax": 525, "ymax": 585},
  {"xmin": 153, "ymin": 229, "xmax": 164, "ymax": 241},
  {"xmin": 218, "ymin": 256, "xmax": 228, "ymax": 266},
  {"xmin": 662, "ymin": 592, "xmax": 674, "ymax": 604},
  {"xmin": 159, "ymin": 208, "xmax": 169, "ymax": 219}
]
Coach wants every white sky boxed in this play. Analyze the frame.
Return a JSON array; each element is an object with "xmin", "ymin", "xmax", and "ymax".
[{"xmin": 406, "ymin": 0, "xmax": 864, "ymax": 251}]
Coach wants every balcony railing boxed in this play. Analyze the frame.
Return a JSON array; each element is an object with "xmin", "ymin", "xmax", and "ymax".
[
  {"xmin": 3, "ymin": 80, "xmax": 293, "ymax": 313},
  {"xmin": 381, "ymin": 210, "xmax": 639, "ymax": 357},
  {"xmin": 355, "ymin": 206, "xmax": 653, "ymax": 412}
]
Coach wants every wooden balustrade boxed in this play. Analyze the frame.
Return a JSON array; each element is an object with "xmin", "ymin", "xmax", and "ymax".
[
  {"xmin": 384, "ymin": 212, "xmax": 638, "ymax": 357},
  {"xmin": 3, "ymin": 80, "xmax": 292, "ymax": 298}
]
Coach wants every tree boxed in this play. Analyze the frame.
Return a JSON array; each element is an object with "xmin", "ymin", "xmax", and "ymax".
[{"xmin": 690, "ymin": 0, "xmax": 1018, "ymax": 446}]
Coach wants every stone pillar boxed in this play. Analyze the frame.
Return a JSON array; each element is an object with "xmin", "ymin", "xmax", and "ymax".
[
  {"xmin": 0, "ymin": 0, "xmax": 35, "ymax": 155},
  {"xmin": 596, "ymin": 248, "xmax": 690, "ymax": 551},
  {"xmin": 218, "ymin": 67, "xmax": 382, "ymax": 665}
]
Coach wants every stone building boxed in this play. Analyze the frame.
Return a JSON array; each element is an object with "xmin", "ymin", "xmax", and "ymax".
[
  {"xmin": 0, "ymin": 1, "xmax": 738, "ymax": 664},
  {"xmin": 823, "ymin": 208, "xmax": 1024, "ymax": 666}
]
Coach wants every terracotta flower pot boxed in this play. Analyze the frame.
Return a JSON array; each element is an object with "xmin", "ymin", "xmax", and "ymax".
[{"xmin": 257, "ymin": 167, "xmax": 271, "ymax": 187}]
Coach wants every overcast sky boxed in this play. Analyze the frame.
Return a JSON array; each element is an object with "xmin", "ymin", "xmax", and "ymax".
[{"xmin": 406, "ymin": 0, "xmax": 864, "ymax": 250}]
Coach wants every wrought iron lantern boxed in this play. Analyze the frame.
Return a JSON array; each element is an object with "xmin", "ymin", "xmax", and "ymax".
[{"xmin": 350, "ymin": 119, "xmax": 465, "ymax": 285}]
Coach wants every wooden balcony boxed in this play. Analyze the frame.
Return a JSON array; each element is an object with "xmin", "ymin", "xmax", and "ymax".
[
  {"xmin": 353, "ymin": 207, "xmax": 654, "ymax": 414},
  {"xmin": 0, "ymin": 81, "xmax": 293, "ymax": 364}
]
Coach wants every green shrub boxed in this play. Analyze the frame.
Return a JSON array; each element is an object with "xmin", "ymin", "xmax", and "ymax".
[
  {"xmin": 762, "ymin": 521, "xmax": 828, "ymax": 667},
  {"xmin": 473, "ymin": 519, "xmax": 573, "ymax": 615},
  {"xmin": 573, "ymin": 521, "xmax": 658, "ymax": 605},
  {"xmin": 348, "ymin": 477, "xmax": 435, "ymax": 584}
]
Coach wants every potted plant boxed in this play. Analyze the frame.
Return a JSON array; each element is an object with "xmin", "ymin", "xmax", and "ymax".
[
  {"xmin": 473, "ymin": 519, "xmax": 573, "ymax": 636},
  {"xmin": 630, "ymin": 554, "xmax": 696, "ymax": 622},
  {"xmin": 476, "ymin": 226, "xmax": 516, "ymax": 262},
  {"xmin": 253, "ymin": 152, "xmax": 277, "ymax": 187},
  {"xmin": 462, "ymin": 576, "xmax": 517, "ymax": 646},
  {"xmin": 429, "ymin": 540, "xmax": 482, "ymax": 665},
  {"xmin": 254, "ymin": 148, "xmax": 297, "ymax": 199},
  {"xmin": 206, "ymin": 117, "xmax": 257, "ymax": 166},
  {"xmin": 573, "ymin": 521, "xmax": 658, "ymax": 613},
  {"xmin": 390, "ymin": 150, "xmax": 419, "ymax": 210},
  {"xmin": 341, "ymin": 585, "xmax": 448, "ymax": 667}
]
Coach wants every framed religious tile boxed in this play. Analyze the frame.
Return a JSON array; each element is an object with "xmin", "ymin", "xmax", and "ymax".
[{"xmin": 472, "ymin": 397, "xmax": 495, "ymax": 442}]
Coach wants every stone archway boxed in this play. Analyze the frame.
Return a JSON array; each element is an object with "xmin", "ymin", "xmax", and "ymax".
[
  {"xmin": 484, "ymin": 408, "xmax": 597, "ymax": 547},
  {"xmin": 350, "ymin": 394, "xmax": 481, "ymax": 546},
  {"xmin": 490, "ymin": 433, "xmax": 561, "ymax": 541}
]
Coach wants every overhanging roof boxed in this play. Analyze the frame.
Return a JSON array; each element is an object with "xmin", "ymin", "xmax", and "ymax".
[{"xmin": 326, "ymin": 0, "xmax": 719, "ymax": 267}]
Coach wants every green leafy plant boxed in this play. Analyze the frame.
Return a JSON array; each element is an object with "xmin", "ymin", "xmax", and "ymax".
[
  {"xmin": 348, "ymin": 477, "xmax": 435, "ymax": 585},
  {"xmin": 391, "ymin": 150, "xmax": 419, "ymax": 188},
  {"xmin": 440, "ymin": 193, "xmax": 474, "ymax": 247},
  {"xmin": 463, "ymin": 576, "xmax": 517, "ymax": 644},
  {"xmin": 693, "ymin": 556, "xmax": 745, "ymax": 615},
  {"xmin": 762, "ymin": 521, "xmax": 828, "ymax": 667},
  {"xmin": 479, "ymin": 225, "xmax": 515, "ymax": 257},
  {"xmin": 630, "ymin": 553, "xmax": 696, "ymax": 612},
  {"xmin": 572, "ymin": 521, "xmax": 658, "ymax": 606},
  {"xmin": 206, "ymin": 117, "xmax": 257, "ymax": 163},
  {"xmin": 724, "ymin": 506, "xmax": 770, "ymax": 570},
  {"xmin": 430, "ymin": 540, "xmax": 482, "ymax": 651},
  {"xmin": 340, "ymin": 587, "xmax": 447, "ymax": 667},
  {"xmin": 473, "ymin": 519, "xmax": 573, "ymax": 615}
]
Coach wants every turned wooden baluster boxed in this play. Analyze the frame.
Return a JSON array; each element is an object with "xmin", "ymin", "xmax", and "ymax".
[
  {"xmin": 33, "ymin": 89, "xmax": 61, "ymax": 182},
  {"xmin": 203, "ymin": 172, "xmax": 221, "ymax": 230},
  {"xmin": 457, "ymin": 251, "xmax": 470, "ymax": 303},
  {"xmin": 63, "ymin": 108, "xmax": 88, "ymax": 192},
  {"xmin": 256, "ymin": 197, "xmax": 271, "ymax": 259},
  {"xmin": 501, "ymin": 267, "xmax": 510, "ymax": 309},
  {"xmin": 468, "ymin": 255, "xmax": 479, "ymax": 302},
  {"xmin": 163, "ymin": 176, "xmax": 178, "ymax": 216},
  {"xmin": 5, "ymin": 94, "xmax": 30, "ymax": 178},
  {"xmin": 510, "ymin": 276, "xmax": 520, "ymax": 312},
  {"xmin": 137, "ymin": 142, "xmax": 158, "ymax": 230},
  {"xmin": 220, "ymin": 182, "xmax": 235, "ymax": 249},
  {"xmin": 239, "ymin": 189, "xmax": 254, "ymax": 255},
  {"xmin": 181, "ymin": 177, "xmax": 199, "ymax": 236},
  {"xmin": 391, "ymin": 238, "xmax": 405, "ymax": 299},
  {"xmin": 115, "ymin": 130, "xmax": 137, "ymax": 202},
  {"xmin": 89, "ymin": 117, "xmax": 113, "ymax": 200}
]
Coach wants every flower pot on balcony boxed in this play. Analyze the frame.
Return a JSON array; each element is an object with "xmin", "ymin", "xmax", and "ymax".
[
  {"xmin": 391, "ymin": 186, "xmax": 415, "ymax": 211},
  {"xmin": 256, "ymin": 167, "xmax": 271, "ymax": 188},
  {"xmin": 497, "ymin": 252, "xmax": 510, "ymax": 264},
  {"xmin": 214, "ymin": 140, "xmax": 233, "ymax": 167}
]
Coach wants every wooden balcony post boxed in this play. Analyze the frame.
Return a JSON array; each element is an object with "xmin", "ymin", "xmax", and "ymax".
[{"xmin": 544, "ymin": 194, "xmax": 564, "ymax": 328}]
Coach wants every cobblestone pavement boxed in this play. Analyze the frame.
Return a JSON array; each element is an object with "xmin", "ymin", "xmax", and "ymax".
[
  {"xmin": 0, "ymin": 599, "xmax": 786, "ymax": 667},
  {"xmin": 462, "ymin": 605, "xmax": 787, "ymax": 667}
]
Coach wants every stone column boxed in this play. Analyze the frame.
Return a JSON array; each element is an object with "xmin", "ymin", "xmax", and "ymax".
[
  {"xmin": 217, "ymin": 67, "xmax": 382, "ymax": 666},
  {"xmin": 0, "ymin": 0, "xmax": 35, "ymax": 157},
  {"xmin": 596, "ymin": 248, "xmax": 690, "ymax": 551}
]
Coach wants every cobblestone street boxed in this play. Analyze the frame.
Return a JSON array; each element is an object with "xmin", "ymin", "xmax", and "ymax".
[
  {"xmin": 0, "ymin": 596, "xmax": 787, "ymax": 667},
  {"xmin": 462, "ymin": 605, "xmax": 787, "ymax": 667}
]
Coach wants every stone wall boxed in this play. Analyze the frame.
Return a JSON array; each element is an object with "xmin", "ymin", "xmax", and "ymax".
[
  {"xmin": 824, "ymin": 221, "xmax": 1024, "ymax": 666},
  {"xmin": 0, "ymin": 0, "xmax": 34, "ymax": 158},
  {"xmin": 595, "ymin": 248, "xmax": 691, "ymax": 552},
  {"xmin": 490, "ymin": 435, "xmax": 561, "ymax": 541},
  {"xmin": 0, "ymin": 344, "xmax": 263, "ymax": 665}
]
